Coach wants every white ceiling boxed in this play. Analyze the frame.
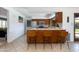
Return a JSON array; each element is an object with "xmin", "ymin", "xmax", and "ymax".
[{"xmin": 14, "ymin": 7, "xmax": 55, "ymax": 19}]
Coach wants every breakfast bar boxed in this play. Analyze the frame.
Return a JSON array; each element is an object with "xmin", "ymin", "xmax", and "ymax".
[{"xmin": 27, "ymin": 27, "xmax": 68, "ymax": 43}]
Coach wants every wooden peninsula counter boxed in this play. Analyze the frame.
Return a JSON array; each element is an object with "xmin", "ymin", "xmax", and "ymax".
[{"xmin": 27, "ymin": 27, "xmax": 68, "ymax": 43}]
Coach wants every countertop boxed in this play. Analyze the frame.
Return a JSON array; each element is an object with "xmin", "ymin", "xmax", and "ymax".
[{"xmin": 27, "ymin": 27, "xmax": 63, "ymax": 30}]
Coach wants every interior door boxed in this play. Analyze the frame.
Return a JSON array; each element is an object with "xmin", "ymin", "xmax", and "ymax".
[{"xmin": 0, "ymin": 18, "xmax": 7, "ymax": 39}]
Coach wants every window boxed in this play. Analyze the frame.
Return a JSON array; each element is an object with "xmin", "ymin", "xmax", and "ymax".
[{"xmin": 0, "ymin": 19, "xmax": 7, "ymax": 28}]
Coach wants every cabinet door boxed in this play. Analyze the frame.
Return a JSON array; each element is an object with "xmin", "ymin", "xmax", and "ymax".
[
  {"xmin": 44, "ymin": 19, "xmax": 50, "ymax": 25},
  {"xmin": 55, "ymin": 12, "xmax": 62, "ymax": 23}
]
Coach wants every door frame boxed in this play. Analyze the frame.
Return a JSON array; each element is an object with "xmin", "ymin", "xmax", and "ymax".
[{"xmin": 74, "ymin": 13, "xmax": 79, "ymax": 41}]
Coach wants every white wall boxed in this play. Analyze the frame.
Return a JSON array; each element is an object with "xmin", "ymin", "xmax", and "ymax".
[
  {"xmin": 62, "ymin": 8, "xmax": 74, "ymax": 41},
  {"xmin": 4, "ymin": 8, "xmax": 25, "ymax": 43}
]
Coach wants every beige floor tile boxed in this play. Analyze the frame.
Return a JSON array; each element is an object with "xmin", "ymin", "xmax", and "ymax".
[{"xmin": 0, "ymin": 35, "xmax": 79, "ymax": 52}]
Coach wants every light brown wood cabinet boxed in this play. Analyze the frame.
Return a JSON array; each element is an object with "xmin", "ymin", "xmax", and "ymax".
[
  {"xmin": 27, "ymin": 30, "xmax": 68, "ymax": 43},
  {"xmin": 55, "ymin": 12, "xmax": 62, "ymax": 23}
]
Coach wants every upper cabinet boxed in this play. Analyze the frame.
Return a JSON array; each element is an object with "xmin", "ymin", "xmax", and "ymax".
[{"xmin": 55, "ymin": 12, "xmax": 62, "ymax": 23}]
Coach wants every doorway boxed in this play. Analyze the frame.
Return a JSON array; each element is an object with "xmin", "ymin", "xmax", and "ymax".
[
  {"xmin": 74, "ymin": 13, "xmax": 79, "ymax": 41},
  {"xmin": 0, "ymin": 7, "xmax": 8, "ymax": 44}
]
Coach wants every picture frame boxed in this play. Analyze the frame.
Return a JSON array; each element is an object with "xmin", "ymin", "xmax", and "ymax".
[{"xmin": 18, "ymin": 16, "xmax": 23, "ymax": 23}]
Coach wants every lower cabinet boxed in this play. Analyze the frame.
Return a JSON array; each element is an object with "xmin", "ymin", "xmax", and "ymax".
[{"xmin": 27, "ymin": 30, "xmax": 68, "ymax": 43}]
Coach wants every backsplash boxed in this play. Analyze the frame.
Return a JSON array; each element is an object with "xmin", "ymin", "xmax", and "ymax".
[{"xmin": 27, "ymin": 19, "xmax": 62, "ymax": 28}]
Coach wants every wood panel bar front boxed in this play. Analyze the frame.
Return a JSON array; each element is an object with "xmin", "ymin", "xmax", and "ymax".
[{"xmin": 27, "ymin": 30, "xmax": 68, "ymax": 43}]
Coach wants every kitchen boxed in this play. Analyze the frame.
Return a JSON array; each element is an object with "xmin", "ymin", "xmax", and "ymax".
[{"xmin": 27, "ymin": 12, "xmax": 68, "ymax": 44}]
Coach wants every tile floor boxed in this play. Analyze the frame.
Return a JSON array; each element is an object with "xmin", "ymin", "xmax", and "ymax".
[{"xmin": 0, "ymin": 35, "xmax": 79, "ymax": 52}]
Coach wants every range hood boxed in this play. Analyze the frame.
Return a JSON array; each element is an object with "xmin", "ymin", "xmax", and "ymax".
[{"xmin": 45, "ymin": 12, "xmax": 56, "ymax": 19}]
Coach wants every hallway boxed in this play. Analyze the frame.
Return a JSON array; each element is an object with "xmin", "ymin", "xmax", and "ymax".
[{"xmin": 0, "ymin": 35, "xmax": 79, "ymax": 52}]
